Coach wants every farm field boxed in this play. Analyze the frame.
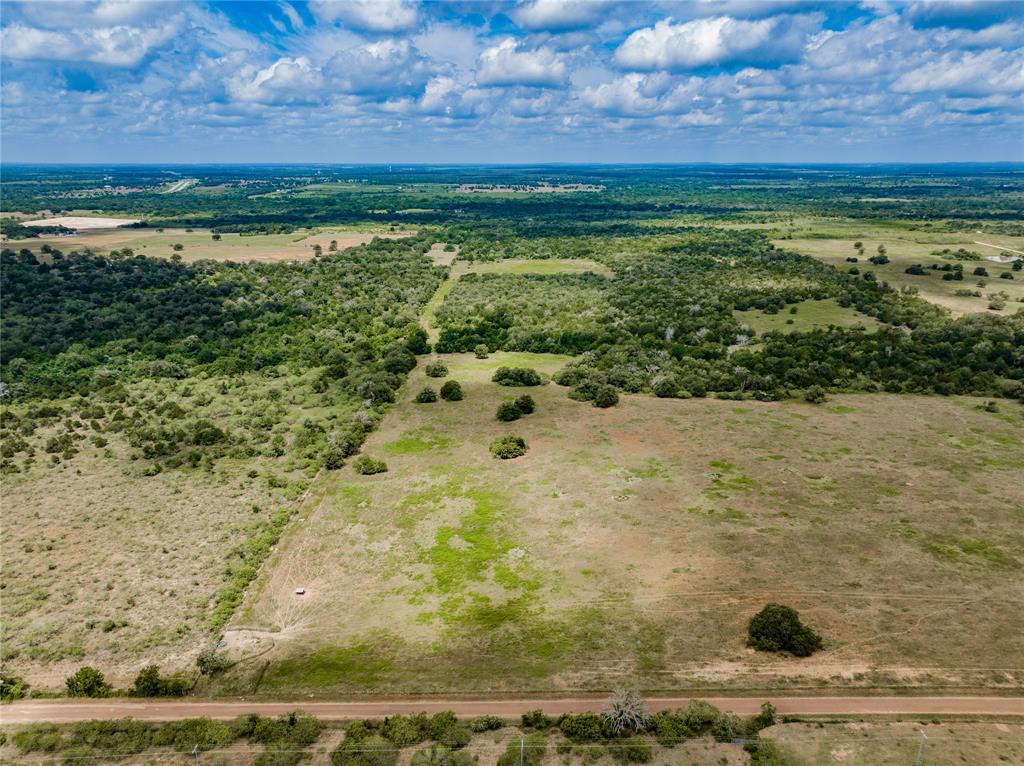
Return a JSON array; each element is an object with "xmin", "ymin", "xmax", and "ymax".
[
  {"xmin": 221, "ymin": 352, "xmax": 1024, "ymax": 697},
  {"xmin": 12, "ymin": 226, "xmax": 414, "ymax": 262}
]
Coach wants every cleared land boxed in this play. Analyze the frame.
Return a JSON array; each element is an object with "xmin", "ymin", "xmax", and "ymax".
[
  {"xmin": 21, "ymin": 216, "xmax": 141, "ymax": 229},
  {"xmin": 16, "ymin": 227, "xmax": 414, "ymax": 262},
  {"xmin": 778, "ymin": 236, "xmax": 1024, "ymax": 317},
  {"xmin": 220, "ymin": 353, "xmax": 1024, "ymax": 697},
  {"xmin": 735, "ymin": 299, "xmax": 884, "ymax": 336}
]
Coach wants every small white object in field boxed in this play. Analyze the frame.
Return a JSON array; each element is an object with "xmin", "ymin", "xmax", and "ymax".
[{"xmin": 295, "ymin": 587, "xmax": 306, "ymax": 595}]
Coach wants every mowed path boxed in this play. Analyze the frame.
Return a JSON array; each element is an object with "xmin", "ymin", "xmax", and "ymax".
[{"xmin": 3, "ymin": 696, "xmax": 1023, "ymax": 724}]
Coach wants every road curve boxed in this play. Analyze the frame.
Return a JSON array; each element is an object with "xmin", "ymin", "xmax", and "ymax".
[{"xmin": 3, "ymin": 697, "xmax": 1023, "ymax": 724}]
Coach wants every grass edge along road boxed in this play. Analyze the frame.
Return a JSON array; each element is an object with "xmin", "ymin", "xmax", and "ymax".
[{"xmin": 3, "ymin": 696, "xmax": 1024, "ymax": 724}]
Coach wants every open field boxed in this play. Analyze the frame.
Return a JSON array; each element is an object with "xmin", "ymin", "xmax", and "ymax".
[
  {"xmin": 217, "ymin": 352, "xmax": 1024, "ymax": 697},
  {"xmin": 12, "ymin": 227, "xmax": 414, "ymax": 262},
  {"xmin": 735, "ymin": 299, "xmax": 884, "ymax": 336},
  {"xmin": 778, "ymin": 236, "xmax": 1024, "ymax": 317},
  {"xmin": 21, "ymin": 216, "xmax": 142, "ymax": 229}
]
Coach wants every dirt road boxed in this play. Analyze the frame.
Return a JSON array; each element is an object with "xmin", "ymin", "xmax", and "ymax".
[{"xmin": 3, "ymin": 696, "xmax": 1023, "ymax": 725}]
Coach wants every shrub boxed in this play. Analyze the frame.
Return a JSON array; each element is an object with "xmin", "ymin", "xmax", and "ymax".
[
  {"xmin": 474, "ymin": 344, "xmax": 489, "ymax": 359},
  {"xmin": 592, "ymin": 385, "xmax": 619, "ymax": 408},
  {"xmin": 382, "ymin": 713, "xmax": 429, "ymax": 746},
  {"xmin": 131, "ymin": 664, "xmax": 188, "ymax": 697},
  {"xmin": 521, "ymin": 710, "xmax": 553, "ymax": 730},
  {"xmin": 353, "ymin": 455, "xmax": 388, "ymax": 475},
  {"xmin": 412, "ymin": 744, "xmax": 453, "ymax": 766},
  {"xmin": 749, "ymin": 702, "xmax": 777, "ymax": 732},
  {"xmin": 415, "ymin": 387, "xmax": 438, "ymax": 403},
  {"xmin": 497, "ymin": 733, "xmax": 546, "ymax": 766},
  {"xmin": 252, "ymin": 712, "xmax": 323, "ymax": 747},
  {"xmin": 425, "ymin": 362, "xmax": 449, "ymax": 378},
  {"xmin": 681, "ymin": 700, "xmax": 720, "ymax": 734},
  {"xmin": 196, "ymin": 648, "xmax": 231, "ymax": 676},
  {"xmin": 610, "ymin": 737, "xmax": 652, "ymax": 764},
  {"xmin": 747, "ymin": 603, "xmax": 823, "ymax": 657},
  {"xmin": 469, "ymin": 715, "xmax": 503, "ymax": 732},
  {"xmin": 65, "ymin": 666, "xmax": 110, "ymax": 698},
  {"xmin": 492, "ymin": 367, "xmax": 541, "ymax": 386},
  {"xmin": 514, "ymin": 394, "xmax": 535, "ymax": 414},
  {"xmin": 604, "ymin": 689, "xmax": 649, "ymax": 735},
  {"xmin": 490, "ymin": 435, "xmax": 527, "ymax": 459},
  {"xmin": 803, "ymin": 385, "xmax": 827, "ymax": 404},
  {"xmin": 154, "ymin": 718, "xmax": 233, "ymax": 752},
  {"xmin": 332, "ymin": 734, "xmax": 399, "ymax": 766},
  {"xmin": 711, "ymin": 713, "xmax": 744, "ymax": 743},
  {"xmin": 558, "ymin": 713, "xmax": 605, "ymax": 743},
  {"xmin": 496, "ymin": 401, "xmax": 521, "ymax": 421},
  {"xmin": 428, "ymin": 712, "xmax": 470, "ymax": 748},
  {"xmin": 12, "ymin": 723, "xmax": 63, "ymax": 753},
  {"xmin": 0, "ymin": 672, "xmax": 27, "ymax": 701},
  {"xmin": 383, "ymin": 348, "xmax": 417, "ymax": 375},
  {"xmin": 69, "ymin": 719, "xmax": 153, "ymax": 757},
  {"xmin": 440, "ymin": 381, "xmax": 464, "ymax": 401},
  {"xmin": 649, "ymin": 711, "xmax": 694, "ymax": 747},
  {"xmin": 651, "ymin": 375, "xmax": 678, "ymax": 398}
]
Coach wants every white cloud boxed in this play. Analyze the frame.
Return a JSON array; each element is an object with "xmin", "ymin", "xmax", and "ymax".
[
  {"xmin": 512, "ymin": 0, "xmax": 608, "ymax": 31},
  {"xmin": 309, "ymin": 0, "xmax": 419, "ymax": 32},
  {"xmin": 476, "ymin": 39, "xmax": 568, "ymax": 87},
  {"xmin": 614, "ymin": 14, "xmax": 819, "ymax": 71},
  {"xmin": 326, "ymin": 40, "xmax": 438, "ymax": 97},
  {"xmin": 580, "ymin": 72, "xmax": 704, "ymax": 116},
  {"xmin": 228, "ymin": 56, "xmax": 325, "ymax": 104},
  {"xmin": 0, "ymin": 17, "xmax": 183, "ymax": 66},
  {"xmin": 892, "ymin": 48, "xmax": 1024, "ymax": 95}
]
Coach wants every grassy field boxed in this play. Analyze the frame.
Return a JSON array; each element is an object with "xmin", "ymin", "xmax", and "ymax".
[
  {"xmin": 0, "ymin": 374, "xmax": 337, "ymax": 687},
  {"xmin": 218, "ymin": 353, "xmax": 1024, "ymax": 697},
  {"xmin": 11, "ymin": 226, "xmax": 414, "ymax": 262},
  {"xmin": 735, "ymin": 299, "xmax": 884, "ymax": 336},
  {"xmin": 777, "ymin": 235, "xmax": 1024, "ymax": 317}
]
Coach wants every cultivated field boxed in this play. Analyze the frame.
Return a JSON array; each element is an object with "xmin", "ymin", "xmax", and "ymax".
[
  {"xmin": 220, "ymin": 353, "xmax": 1024, "ymax": 697},
  {"xmin": 15, "ymin": 227, "xmax": 414, "ymax": 262}
]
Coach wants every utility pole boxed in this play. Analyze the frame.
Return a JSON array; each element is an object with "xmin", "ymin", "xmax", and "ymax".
[
  {"xmin": 192, "ymin": 743, "xmax": 200, "ymax": 766},
  {"xmin": 914, "ymin": 731, "xmax": 927, "ymax": 766}
]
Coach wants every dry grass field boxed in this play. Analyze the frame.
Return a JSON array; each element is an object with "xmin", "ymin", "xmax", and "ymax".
[
  {"xmin": 14, "ymin": 227, "xmax": 413, "ymax": 263},
  {"xmin": 734, "ymin": 299, "xmax": 884, "ymax": 336},
  {"xmin": 219, "ymin": 353, "xmax": 1024, "ymax": 697}
]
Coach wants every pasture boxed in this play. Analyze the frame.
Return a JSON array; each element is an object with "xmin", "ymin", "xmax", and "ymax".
[
  {"xmin": 16, "ymin": 227, "xmax": 414, "ymax": 262},
  {"xmin": 734, "ymin": 298, "xmax": 884, "ymax": 336},
  {"xmin": 221, "ymin": 352, "xmax": 1024, "ymax": 697}
]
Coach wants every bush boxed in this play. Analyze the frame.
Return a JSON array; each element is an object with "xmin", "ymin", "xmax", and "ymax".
[
  {"xmin": 425, "ymin": 361, "xmax": 449, "ymax": 378},
  {"xmin": 412, "ymin": 744, "xmax": 453, "ymax": 766},
  {"xmin": 649, "ymin": 711, "xmax": 694, "ymax": 747},
  {"xmin": 65, "ymin": 666, "xmax": 110, "ymax": 698},
  {"xmin": 474, "ymin": 344, "xmax": 489, "ymax": 359},
  {"xmin": 196, "ymin": 648, "xmax": 231, "ymax": 675},
  {"xmin": 353, "ymin": 455, "xmax": 388, "ymax": 475},
  {"xmin": 497, "ymin": 733, "xmax": 546, "ymax": 766},
  {"xmin": 749, "ymin": 702, "xmax": 777, "ymax": 732},
  {"xmin": 469, "ymin": 715, "xmax": 503, "ymax": 732},
  {"xmin": 252, "ymin": 712, "xmax": 323, "ymax": 747},
  {"xmin": 12, "ymin": 723, "xmax": 64, "ymax": 753},
  {"xmin": 440, "ymin": 380, "xmax": 464, "ymax": 401},
  {"xmin": 592, "ymin": 385, "xmax": 619, "ymax": 408},
  {"xmin": 711, "ymin": 713, "xmax": 745, "ymax": 743},
  {"xmin": 558, "ymin": 713, "xmax": 605, "ymax": 743},
  {"xmin": 496, "ymin": 401, "xmax": 521, "ymax": 421},
  {"xmin": 415, "ymin": 387, "xmax": 438, "ymax": 403},
  {"xmin": 610, "ymin": 737, "xmax": 652, "ymax": 764},
  {"xmin": 382, "ymin": 713, "xmax": 429, "ymax": 746},
  {"xmin": 681, "ymin": 700, "xmax": 720, "ymax": 734},
  {"xmin": 332, "ymin": 734, "xmax": 399, "ymax": 766},
  {"xmin": 131, "ymin": 664, "xmax": 188, "ymax": 697},
  {"xmin": 521, "ymin": 710, "xmax": 553, "ymax": 730},
  {"xmin": 490, "ymin": 435, "xmax": 527, "ymax": 459},
  {"xmin": 154, "ymin": 718, "xmax": 233, "ymax": 752},
  {"xmin": 492, "ymin": 367, "xmax": 541, "ymax": 386},
  {"xmin": 803, "ymin": 385, "xmax": 827, "ymax": 404},
  {"xmin": 747, "ymin": 603, "xmax": 823, "ymax": 657},
  {"xmin": 0, "ymin": 672, "xmax": 27, "ymax": 701},
  {"xmin": 604, "ymin": 689, "xmax": 648, "ymax": 735},
  {"xmin": 428, "ymin": 712, "xmax": 470, "ymax": 748},
  {"xmin": 68, "ymin": 719, "xmax": 153, "ymax": 757},
  {"xmin": 514, "ymin": 394, "xmax": 535, "ymax": 414}
]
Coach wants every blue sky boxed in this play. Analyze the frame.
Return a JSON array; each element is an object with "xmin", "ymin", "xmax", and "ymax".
[{"xmin": 1, "ymin": 0, "xmax": 1022, "ymax": 163}]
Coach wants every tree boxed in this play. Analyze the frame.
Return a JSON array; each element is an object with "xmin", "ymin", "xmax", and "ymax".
[
  {"xmin": 440, "ymin": 380, "xmax": 463, "ymax": 401},
  {"xmin": 415, "ymin": 387, "xmax": 438, "ymax": 403},
  {"xmin": 132, "ymin": 665, "xmax": 187, "ymax": 697},
  {"xmin": 66, "ymin": 666, "xmax": 110, "ymax": 697},
  {"xmin": 474, "ymin": 344, "xmax": 489, "ymax": 359},
  {"xmin": 747, "ymin": 603, "xmax": 823, "ymax": 657},
  {"xmin": 496, "ymin": 401, "xmax": 521, "ymax": 421},
  {"xmin": 211, "ymin": 233, "xmax": 221, "ymax": 241},
  {"xmin": 604, "ymin": 689, "xmax": 649, "ymax": 735},
  {"xmin": 313, "ymin": 244, "xmax": 323, "ymax": 257},
  {"xmin": 514, "ymin": 394, "xmax": 535, "ymax": 414},
  {"xmin": 196, "ymin": 648, "xmax": 230, "ymax": 676},
  {"xmin": 593, "ymin": 385, "xmax": 619, "ymax": 408}
]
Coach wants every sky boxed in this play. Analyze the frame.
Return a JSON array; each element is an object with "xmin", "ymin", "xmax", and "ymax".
[{"xmin": 1, "ymin": 0, "xmax": 1022, "ymax": 164}]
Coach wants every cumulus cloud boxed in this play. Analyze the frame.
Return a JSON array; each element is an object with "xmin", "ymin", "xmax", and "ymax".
[
  {"xmin": 903, "ymin": 0, "xmax": 1024, "ymax": 30},
  {"xmin": 309, "ymin": 0, "xmax": 419, "ymax": 32},
  {"xmin": 614, "ymin": 14, "xmax": 820, "ymax": 71},
  {"xmin": 892, "ymin": 48, "xmax": 1024, "ymax": 95},
  {"xmin": 326, "ymin": 39, "xmax": 438, "ymax": 97},
  {"xmin": 512, "ymin": 0, "xmax": 608, "ymax": 31},
  {"xmin": 476, "ymin": 39, "xmax": 568, "ymax": 87},
  {"xmin": 228, "ymin": 56, "xmax": 325, "ymax": 104},
  {"xmin": 580, "ymin": 72, "xmax": 705, "ymax": 116},
  {"xmin": 0, "ymin": 16, "xmax": 183, "ymax": 66}
]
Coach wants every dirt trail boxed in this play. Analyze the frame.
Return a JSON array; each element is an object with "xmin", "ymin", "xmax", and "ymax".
[{"xmin": 3, "ymin": 696, "xmax": 1023, "ymax": 724}]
